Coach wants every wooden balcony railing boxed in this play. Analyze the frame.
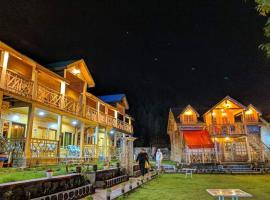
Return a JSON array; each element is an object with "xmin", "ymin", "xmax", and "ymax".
[
  {"xmin": 207, "ymin": 123, "xmax": 246, "ymax": 135},
  {"xmin": 98, "ymin": 112, "xmax": 106, "ymax": 124},
  {"xmin": 0, "ymin": 69, "xmax": 133, "ymax": 133},
  {"xmin": 63, "ymin": 96, "xmax": 82, "ymax": 116},
  {"xmin": 5, "ymin": 69, "xmax": 33, "ymax": 99},
  {"xmin": 85, "ymin": 105, "xmax": 98, "ymax": 121},
  {"xmin": 36, "ymin": 84, "xmax": 62, "ymax": 109},
  {"xmin": 107, "ymin": 115, "xmax": 117, "ymax": 127},
  {"xmin": 31, "ymin": 138, "xmax": 59, "ymax": 158}
]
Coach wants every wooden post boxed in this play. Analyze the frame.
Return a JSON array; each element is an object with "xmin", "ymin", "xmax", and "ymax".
[
  {"xmin": 104, "ymin": 128, "xmax": 108, "ymax": 161},
  {"xmin": 211, "ymin": 111, "xmax": 219, "ymax": 163},
  {"xmin": 25, "ymin": 104, "xmax": 35, "ymax": 162},
  {"xmin": 0, "ymin": 51, "xmax": 9, "ymax": 88},
  {"xmin": 82, "ymin": 82, "xmax": 87, "ymax": 117},
  {"xmin": 31, "ymin": 65, "xmax": 38, "ymax": 99},
  {"xmin": 0, "ymin": 91, "xmax": 3, "ymax": 135},
  {"xmin": 242, "ymin": 111, "xmax": 251, "ymax": 162},
  {"xmin": 60, "ymin": 81, "xmax": 66, "ymax": 109},
  {"xmin": 56, "ymin": 115, "xmax": 62, "ymax": 159},
  {"xmin": 80, "ymin": 122, "xmax": 85, "ymax": 159}
]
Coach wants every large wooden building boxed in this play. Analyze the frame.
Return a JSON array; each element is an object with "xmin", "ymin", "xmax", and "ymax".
[
  {"xmin": 167, "ymin": 96, "xmax": 270, "ymax": 164},
  {"xmin": 0, "ymin": 41, "xmax": 134, "ymax": 166}
]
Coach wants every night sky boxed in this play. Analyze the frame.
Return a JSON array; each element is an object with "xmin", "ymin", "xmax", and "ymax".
[{"xmin": 0, "ymin": 0, "xmax": 269, "ymax": 146}]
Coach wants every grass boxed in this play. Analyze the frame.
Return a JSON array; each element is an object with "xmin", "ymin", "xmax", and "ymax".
[
  {"xmin": 119, "ymin": 174, "xmax": 270, "ymax": 200},
  {"xmin": 0, "ymin": 160, "xmax": 120, "ymax": 184}
]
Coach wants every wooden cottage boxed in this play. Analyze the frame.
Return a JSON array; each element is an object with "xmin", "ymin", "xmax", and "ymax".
[
  {"xmin": 0, "ymin": 41, "xmax": 134, "ymax": 166},
  {"xmin": 167, "ymin": 96, "xmax": 270, "ymax": 164}
]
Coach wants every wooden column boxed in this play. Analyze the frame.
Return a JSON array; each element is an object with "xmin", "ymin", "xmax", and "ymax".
[
  {"xmin": 0, "ymin": 51, "xmax": 9, "ymax": 88},
  {"xmin": 56, "ymin": 115, "xmax": 62, "ymax": 158},
  {"xmin": 242, "ymin": 111, "xmax": 251, "ymax": 162},
  {"xmin": 104, "ymin": 128, "xmax": 108, "ymax": 161},
  {"xmin": 80, "ymin": 122, "xmax": 85, "ymax": 158},
  {"xmin": 31, "ymin": 66, "xmax": 38, "ymax": 99},
  {"xmin": 60, "ymin": 81, "xmax": 66, "ymax": 109},
  {"xmin": 82, "ymin": 82, "xmax": 87, "ymax": 117},
  {"xmin": 0, "ymin": 91, "xmax": 3, "ymax": 135},
  {"xmin": 25, "ymin": 104, "xmax": 35, "ymax": 161},
  {"xmin": 211, "ymin": 111, "xmax": 219, "ymax": 163}
]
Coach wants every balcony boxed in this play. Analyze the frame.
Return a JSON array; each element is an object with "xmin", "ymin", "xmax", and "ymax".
[
  {"xmin": 0, "ymin": 68, "xmax": 133, "ymax": 133},
  {"xmin": 207, "ymin": 123, "xmax": 246, "ymax": 136},
  {"xmin": 4, "ymin": 69, "xmax": 34, "ymax": 99},
  {"xmin": 36, "ymin": 84, "xmax": 62, "ymax": 109}
]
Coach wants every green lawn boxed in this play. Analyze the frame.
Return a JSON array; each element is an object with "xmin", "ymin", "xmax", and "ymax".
[{"xmin": 119, "ymin": 174, "xmax": 270, "ymax": 200}]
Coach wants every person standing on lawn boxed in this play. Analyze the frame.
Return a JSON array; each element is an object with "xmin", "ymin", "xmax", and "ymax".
[
  {"xmin": 136, "ymin": 148, "xmax": 150, "ymax": 176},
  {"xmin": 155, "ymin": 149, "xmax": 163, "ymax": 170}
]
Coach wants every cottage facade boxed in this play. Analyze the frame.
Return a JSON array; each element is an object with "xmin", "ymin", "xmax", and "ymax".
[
  {"xmin": 0, "ymin": 41, "xmax": 134, "ymax": 166},
  {"xmin": 167, "ymin": 96, "xmax": 270, "ymax": 163}
]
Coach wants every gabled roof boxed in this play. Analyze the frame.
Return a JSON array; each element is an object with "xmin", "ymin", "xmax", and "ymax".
[
  {"xmin": 180, "ymin": 105, "xmax": 200, "ymax": 117},
  {"xmin": 203, "ymin": 96, "xmax": 247, "ymax": 116},
  {"xmin": 248, "ymin": 104, "xmax": 262, "ymax": 115},
  {"xmin": 47, "ymin": 59, "xmax": 95, "ymax": 87},
  {"xmin": 170, "ymin": 108, "xmax": 183, "ymax": 123},
  {"xmin": 99, "ymin": 94, "xmax": 129, "ymax": 109}
]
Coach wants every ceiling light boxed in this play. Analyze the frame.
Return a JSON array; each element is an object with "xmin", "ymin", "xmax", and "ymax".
[{"xmin": 38, "ymin": 111, "xmax": 45, "ymax": 116}]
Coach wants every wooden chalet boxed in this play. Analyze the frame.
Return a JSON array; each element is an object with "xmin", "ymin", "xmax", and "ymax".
[
  {"xmin": 0, "ymin": 41, "xmax": 134, "ymax": 166},
  {"xmin": 167, "ymin": 96, "xmax": 270, "ymax": 164}
]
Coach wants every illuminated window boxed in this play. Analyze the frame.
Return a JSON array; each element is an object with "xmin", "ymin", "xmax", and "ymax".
[{"xmin": 183, "ymin": 114, "xmax": 194, "ymax": 124}]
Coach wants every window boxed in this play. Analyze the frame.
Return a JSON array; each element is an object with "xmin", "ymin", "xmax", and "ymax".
[
  {"xmin": 183, "ymin": 115, "xmax": 194, "ymax": 124},
  {"xmin": 246, "ymin": 114, "xmax": 255, "ymax": 122}
]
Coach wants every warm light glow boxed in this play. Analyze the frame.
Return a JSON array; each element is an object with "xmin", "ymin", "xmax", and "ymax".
[
  {"xmin": 38, "ymin": 111, "xmax": 45, "ymax": 116},
  {"xmin": 12, "ymin": 115, "xmax": 20, "ymax": 121},
  {"xmin": 221, "ymin": 109, "xmax": 224, "ymax": 112},
  {"xmin": 224, "ymin": 101, "xmax": 230, "ymax": 108},
  {"xmin": 211, "ymin": 112, "xmax": 216, "ymax": 116},
  {"xmin": 71, "ymin": 120, "xmax": 78, "ymax": 126},
  {"xmin": 225, "ymin": 137, "xmax": 230, "ymax": 141},
  {"xmin": 222, "ymin": 112, "xmax": 227, "ymax": 116},
  {"xmin": 14, "ymin": 125, "xmax": 19, "ymax": 129},
  {"xmin": 3, "ymin": 51, "xmax": 9, "ymax": 68},
  {"xmin": 72, "ymin": 68, "xmax": 80, "ymax": 75},
  {"xmin": 245, "ymin": 109, "xmax": 253, "ymax": 115},
  {"xmin": 184, "ymin": 110, "xmax": 192, "ymax": 115},
  {"xmin": 49, "ymin": 123, "xmax": 57, "ymax": 129}
]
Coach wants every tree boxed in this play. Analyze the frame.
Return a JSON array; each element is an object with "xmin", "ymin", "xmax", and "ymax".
[{"xmin": 256, "ymin": 0, "xmax": 270, "ymax": 56}]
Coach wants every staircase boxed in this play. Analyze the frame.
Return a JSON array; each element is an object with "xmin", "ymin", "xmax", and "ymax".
[
  {"xmin": 248, "ymin": 135, "xmax": 270, "ymax": 162},
  {"xmin": 223, "ymin": 163, "xmax": 261, "ymax": 174}
]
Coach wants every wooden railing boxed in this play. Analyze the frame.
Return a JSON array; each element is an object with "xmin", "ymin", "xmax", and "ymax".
[
  {"xmin": 63, "ymin": 96, "xmax": 82, "ymax": 116},
  {"xmin": 31, "ymin": 138, "xmax": 59, "ymax": 158},
  {"xmin": 5, "ymin": 69, "xmax": 33, "ymax": 99},
  {"xmin": 183, "ymin": 149, "xmax": 216, "ymax": 163},
  {"xmin": 107, "ymin": 115, "xmax": 117, "ymax": 127},
  {"xmin": 36, "ymin": 84, "xmax": 62, "ymax": 109},
  {"xmin": 0, "ymin": 68, "xmax": 133, "ymax": 133},
  {"xmin": 207, "ymin": 123, "xmax": 246, "ymax": 135},
  {"xmin": 98, "ymin": 112, "xmax": 106, "ymax": 124}
]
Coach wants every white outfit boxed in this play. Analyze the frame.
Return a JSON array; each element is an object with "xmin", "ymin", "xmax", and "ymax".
[{"xmin": 156, "ymin": 151, "xmax": 163, "ymax": 170}]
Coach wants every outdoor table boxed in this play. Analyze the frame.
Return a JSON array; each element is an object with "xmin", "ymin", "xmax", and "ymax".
[
  {"xmin": 182, "ymin": 168, "xmax": 196, "ymax": 178},
  {"xmin": 206, "ymin": 189, "xmax": 252, "ymax": 200}
]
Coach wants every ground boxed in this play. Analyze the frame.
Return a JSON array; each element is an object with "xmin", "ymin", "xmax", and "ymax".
[{"xmin": 118, "ymin": 174, "xmax": 270, "ymax": 200}]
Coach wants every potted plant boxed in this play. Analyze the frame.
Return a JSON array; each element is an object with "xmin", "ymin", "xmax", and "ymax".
[
  {"xmin": 106, "ymin": 188, "xmax": 112, "ymax": 200},
  {"xmin": 46, "ymin": 169, "xmax": 53, "ymax": 178}
]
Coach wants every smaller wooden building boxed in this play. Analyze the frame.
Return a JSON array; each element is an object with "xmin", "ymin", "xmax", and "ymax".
[{"xmin": 167, "ymin": 96, "xmax": 270, "ymax": 164}]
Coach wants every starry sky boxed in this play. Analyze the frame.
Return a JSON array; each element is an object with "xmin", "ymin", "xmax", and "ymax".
[{"xmin": 0, "ymin": 0, "xmax": 269, "ymax": 146}]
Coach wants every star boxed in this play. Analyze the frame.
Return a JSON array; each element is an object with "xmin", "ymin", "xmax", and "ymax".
[
  {"xmin": 224, "ymin": 76, "xmax": 229, "ymax": 80},
  {"xmin": 154, "ymin": 57, "xmax": 158, "ymax": 61}
]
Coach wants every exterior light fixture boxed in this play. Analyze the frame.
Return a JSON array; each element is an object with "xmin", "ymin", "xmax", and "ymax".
[
  {"xmin": 12, "ymin": 115, "xmax": 20, "ymax": 121},
  {"xmin": 38, "ymin": 111, "xmax": 45, "ymax": 116},
  {"xmin": 71, "ymin": 120, "xmax": 78, "ymax": 126},
  {"xmin": 245, "ymin": 109, "xmax": 253, "ymax": 115},
  {"xmin": 72, "ymin": 68, "xmax": 80, "ymax": 75},
  {"xmin": 110, "ymin": 130, "xmax": 114, "ymax": 134},
  {"xmin": 184, "ymin": 110, "xmax": 192, "ymax": 115},
  {"xmin": 225, "ymin": 137, "xmax": 230, "ymax": 141}
]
